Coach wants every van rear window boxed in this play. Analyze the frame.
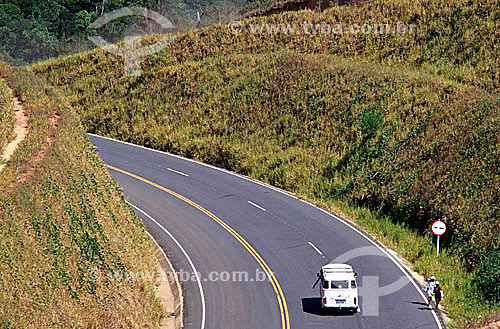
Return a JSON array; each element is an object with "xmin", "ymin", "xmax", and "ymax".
[{"xmin": 331, "ymin": 280, "xmax": 349, "ymax": 289}]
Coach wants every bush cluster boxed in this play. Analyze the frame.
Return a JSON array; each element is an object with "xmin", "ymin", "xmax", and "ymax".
[{"xmin": 476, "ymin": 245, "xmax": 500, "ymax": 304}]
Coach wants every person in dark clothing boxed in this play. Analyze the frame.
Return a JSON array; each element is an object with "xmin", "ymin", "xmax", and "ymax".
[{"xmin": 434, "ymin": 281, "xmax": 443, "ymax": 312}]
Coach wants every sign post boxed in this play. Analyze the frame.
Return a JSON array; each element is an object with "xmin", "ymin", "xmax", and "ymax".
[{"xmin": 431, "ymin": 220, "xmax": 447, "ymax": 256}]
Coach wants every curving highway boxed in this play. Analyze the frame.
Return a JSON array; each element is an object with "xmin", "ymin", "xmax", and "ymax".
[{"xmin": 89, "ymin": 133, "xmax": 444, "ymax": 329}]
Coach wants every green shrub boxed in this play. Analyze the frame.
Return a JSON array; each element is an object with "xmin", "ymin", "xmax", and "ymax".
[
  {"xmin": 476, "ymin": 245, "xmax": 500, "ymax": 303},
  {"xmin": 357, "ymin": 110, "xmax": 383, "ymax": 139}
]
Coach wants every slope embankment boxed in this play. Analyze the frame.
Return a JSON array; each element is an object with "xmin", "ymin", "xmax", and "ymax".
[
  {"xmin": 144, "ymin": 0, "xmax": 498, "ymax": 92},
  {"xmin": 0, "ymin": 62, "xmax": 169, "ymax": 328}
]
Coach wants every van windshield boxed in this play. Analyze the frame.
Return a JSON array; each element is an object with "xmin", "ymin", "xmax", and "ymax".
[{"xmin": 331, "ymin": 280, "xmax": 349, "ymax": 289}]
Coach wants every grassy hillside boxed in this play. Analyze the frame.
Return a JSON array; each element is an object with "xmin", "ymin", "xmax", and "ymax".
[
  {"xmin": 31, "ymin": 0, "xmax": 500, "ymax": 326},
  {"xmin": 139, "ymin": 0, "xmax": 497, "ymax": 92},
  {"xmin": 0, "ymin": 79, "xmax": 13, "ymax": 152},
  {"xmin": 0, "ymin": 62, "xmax": 165, "ymax": 328}
]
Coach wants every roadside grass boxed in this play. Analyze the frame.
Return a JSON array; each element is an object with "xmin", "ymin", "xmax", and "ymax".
[
  {"xmin": 0, "ymin": 79, "xmax": 14, "ymax": 156},
  {"xmin": 0, "ymin": 62, "xmax": 165, "ymax": 328},
  {"xmin": 32, "ymin": 50, "xmax": 500, "ymax": 327}
]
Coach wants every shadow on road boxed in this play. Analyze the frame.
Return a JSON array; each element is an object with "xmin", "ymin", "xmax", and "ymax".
[
  {"xmin": 410, "ymin": 301, "xmax": 433, "ymax": 311},
  {"xmin": 302, "ymin": 297, "xmax": 356, "ymax": 316}
]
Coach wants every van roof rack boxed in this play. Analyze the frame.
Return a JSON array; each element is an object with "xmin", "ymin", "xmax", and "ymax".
[{"xmin": 322, "ymin": 263, "xmax": 353, "ymax": 273}]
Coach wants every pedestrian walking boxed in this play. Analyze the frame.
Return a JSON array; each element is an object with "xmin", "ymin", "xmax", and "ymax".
[
  {"xmin": 434, "ymin": 282, "xmax": 443, "ymax": 312},
  {"xmin": 423, "ymin": 275, "xmax": 436, "ymax": 307}
]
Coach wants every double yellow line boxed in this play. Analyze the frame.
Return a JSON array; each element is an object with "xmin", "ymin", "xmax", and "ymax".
[{"xmin": 106, "ymin": 164, "xmax": 290, "ymax": 329}]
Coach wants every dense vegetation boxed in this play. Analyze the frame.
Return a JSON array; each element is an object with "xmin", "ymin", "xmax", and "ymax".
[
  {"xmin": 0, "ymin": 62, "xmax": 165, "ymax": 328},
  {"xmin": 31, "ymin": 0, "xmax": 499, "ymax": 326},
  {"xmin": 477, "ymin": 245, "xmax": 500, "ymax": 304},
  {"xmin": 0, "ymin": 0, "xmax": 157, "ymax": 64},
  {"xmin": 0, "ymin": 0, "xmax": 263, "ymax": 65},
  {"xmin": 0, "ymin": 79, "xmax": 13, "ymax": 152}
]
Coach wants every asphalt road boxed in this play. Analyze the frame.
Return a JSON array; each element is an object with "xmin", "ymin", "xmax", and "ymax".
[{"xmin": 89, "ymin": 133, "xmax": 444, "ymax": 329}]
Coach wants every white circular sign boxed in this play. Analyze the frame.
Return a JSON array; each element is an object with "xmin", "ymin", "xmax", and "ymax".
[{"xmin": 431, "ymin": 220, "xmax": 447, "ymax": 236}]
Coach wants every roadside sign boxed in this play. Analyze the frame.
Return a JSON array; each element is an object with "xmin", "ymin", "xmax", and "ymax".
[
  {"xmin": 431, "ymin": 220, "xmax": 447, "ymax": 236},
  {"xmin": 431, "ymin": 220, "xmax": 447, "ymax": 256}
]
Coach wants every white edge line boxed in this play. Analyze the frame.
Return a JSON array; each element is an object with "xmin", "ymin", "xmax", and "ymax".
[
  {"xmin": 167, "ymin": 167, "xmax": 189, "ymax": 177},
  {"xmin": 248, "ymin": 200, "xmax": 266, "ymax": 212},
  {"xmin": 126, "ymin": 201, "xmax": 206, "ymax": 329},
  {"xmin": 88, "ymin": 133, "xmax": 298, "ymax": 199},
  {"xmin": 307, "ymin": 241, "xmax": 323, "ymax": 256},
  {"xmin": 301, "ymin": 200, "xmax": 314, "ymax": 206},
  {"xmin": 91, "ymin": 133, "xmax": 443, "ymax": 329}
]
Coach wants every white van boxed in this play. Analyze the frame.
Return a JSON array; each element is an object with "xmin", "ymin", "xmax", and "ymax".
[{"xmin": 315, "ymin": 263, "xmax": 359, "ymax": 312}]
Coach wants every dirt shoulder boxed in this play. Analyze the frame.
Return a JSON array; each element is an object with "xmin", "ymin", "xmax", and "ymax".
[
  {"xmin": 477, "ymin": 319, "xmax": 500, "ymax": 329},
  {"xmin": 147, "ymin": 231, "xmax": 183, "ymax": 329}
]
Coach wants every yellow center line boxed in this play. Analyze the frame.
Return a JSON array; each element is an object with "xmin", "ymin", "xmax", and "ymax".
[{"xmin": 105, "ymin": 164, "xmax": 290, "ymax": 329}]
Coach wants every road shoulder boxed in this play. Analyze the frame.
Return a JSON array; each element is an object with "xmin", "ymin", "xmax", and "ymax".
[{"xmin": 146, "ymin": 230, "xmax": 184, "ymax": 329}]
